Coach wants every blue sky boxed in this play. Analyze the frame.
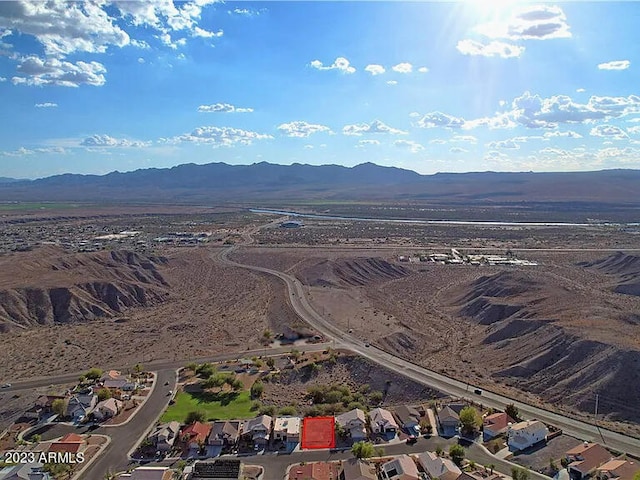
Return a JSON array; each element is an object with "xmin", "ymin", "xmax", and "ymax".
[{"xmin": 1, "ymin": 1, "xmax": 640, "ymax": 179}]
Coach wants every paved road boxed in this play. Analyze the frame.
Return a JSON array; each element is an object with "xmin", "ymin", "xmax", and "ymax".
[
  {"xmin": 217, "ymin": 245, "xmax": 640, "ymax": 457},
  {"xmin": 156, "ymin": 436, "xmax": 550, "ymax": 480},
  {"xmin": 77, "ymin": 369, "xmax": 177, "ymax": 479},
  {"xmin": 2, "ymin": 343, "xmax": 332, "ymax": 394}
]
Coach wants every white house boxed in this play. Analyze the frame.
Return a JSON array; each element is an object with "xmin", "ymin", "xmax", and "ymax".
[
  {"xmin": 336, "ymin": 408, "xmax": 367, "ymax": 441},
  {"xmin": 0, "ymin": 462, "xmax": 51, "ymax": 480},
  {"xmin": 507, "ymin": 420, "xmax": 549, "ymax": 451},
  {"xmin": 149, "ymin": 421, "xmax": 181, "ymax": 452},
  {"xmin": 369, "ymin": 407, "xmax": 398, "ymax": 436},
  {"xmin": 273, "ymin": 416, "xmax": 301, "ymax": 444},
  {"xmin": 92, "ymin": 398, "xmax": 123, "ymax": 421}
]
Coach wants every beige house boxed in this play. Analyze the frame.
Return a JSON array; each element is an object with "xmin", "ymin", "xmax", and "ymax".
[
  {"xmin": 369, "ymin": 407, "xmax": 398, "ymax": 436},
  {"xmin": 597, "ymin": 459, "xmax": 639, "ymax": 480},
  {"xmin": 340, "ymin": 458, "xmax": 377, "ymax": 480},
  {"xmin": 417, "ymin": 451, "xmax": 462, "ymax": 480},
  {"xmin": 381, "ymin": 455, "xmax": 420, "ymax": 480},
  {"xmin": 273, "ymin": 416, "xmax": 301, "ymax": 443},
  {"xmin": 336, "ymin": 409, "xmax": 367, "ymax": 441},
  {"xmin": 93, "ymin": 398, "xmax": 123, "ymax": 421}
]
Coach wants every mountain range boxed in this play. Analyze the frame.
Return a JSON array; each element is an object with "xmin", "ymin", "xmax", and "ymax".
[{"xmin": 2, "ymin": 162, "xmax": 640, "ymax": 206}]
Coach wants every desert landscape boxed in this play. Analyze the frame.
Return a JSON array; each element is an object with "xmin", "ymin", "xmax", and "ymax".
[{"xmin": 1, "ymin": 203, "xmax": 639, "ymax": 438}]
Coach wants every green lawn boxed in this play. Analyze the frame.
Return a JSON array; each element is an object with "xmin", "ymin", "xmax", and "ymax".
[{"xmin": 160, "ymin": 390, "xmax": 253, "ymax": 423}]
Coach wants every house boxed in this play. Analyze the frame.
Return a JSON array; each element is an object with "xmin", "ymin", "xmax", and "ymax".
[
  {"xmin": 482, "ymin": 412, "xmax": 515, "ymax": 441},
  {"xmin": 394, "ymin": 406, "xmax": 421, "ymax": 435},
  {"xmin": 273, "ymin": 416, "xmax": 302, "ymax": 444},
  {"xmin": 208, "ymin": 420, "xmax": 243, "ymax": 448},
  {"xmin": 0, "ymin": 462, "xmax": 51, "ymax": 480},
  {"xmin": 438, "ymin": 406, "xmax": 460, "ymax": 437},
  {"xmin": 340, "ymin": 458, "xmax": 377, "ymax": 480},
  {"xmin": 597, "ymin": 459, "xmax": 640, "ymax": 480},
  {"xmin": 381, "ymin": 455, "xmax": 420, "ymax": 480},
  {"xmin": 369, "ymin": 407, "xmax": 398, "ymax": 436},
  {"xmin": 417, "ymin": 451, "xmax": 462, "ymax": 480},
  {"xmin": 336, "ymin": 409, "xmax": 367, "ymax": 441},
  {"xmin": 92, "ymin": 398, "xmax": 123, "ymax": 421},
  {"xmin": 507, "ymin": 420, "xmax": 548, "ymax": 452},
  {"xmin": 117, "ymin": 466, "xmax": 172, "ymax": 480},
  {"xmin": 242, "ymin": 415, "xmax": 272, "ymax": 445},
  {"xmin": 23, "ymin": 395, "xmax": 64, "ymax": 421},
  {"xmin": 289, "ymin": 462, "xmax": 341, "ymax": 480},
  {"xmin": 148, "ymin": 421, "xmax": 180, "ymax": 452},
  {"xmin": 65, "ymin": 392, "xmax": 97, "ymax": 421},
  {"xmin": 566, "ymin": 443, "xmax": 612, "ymax": 479},
  {"xmin": 181, "ymin": 422, "xmax": 212, "ymax": 451},
  {"xmin": 103, "ymin": 378, "xmax": 129, "ymax": 390},
  {"xmin": 47, "ymin": 433, "xmax": 84, "ymax": 455}
]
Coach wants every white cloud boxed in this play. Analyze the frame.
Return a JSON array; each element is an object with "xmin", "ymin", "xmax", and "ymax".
[
  {"xmin": 576, "ymin": 88, "xmax": 586, "ymax": 93},
  {"xmin": 456, "ymin": 39, "xmax": 524, "ymax": 58},
  {"xmin": 487, "ymin": 139, "xmax": 520, "ymax": 149},
  {"xmin": 0, "ymin": 1, "xmax": 130, "ymax": 57},
  {"xmin": 476, "ymin": 5, "xmax": 571, "ymax": 41},
  {"xmin": 197, "ymin": 103, "xmax": 254, "ymax": 113},
  {"xmin": 508, "ymin": 91, "xmax": 640, "ymax": 128},
  {"xmin": 451, "ymin": 135, "xmax": 477, "ymax": 144},
  {"xmin": 34, "ymin": 102, "xmax": 57, "ymax": 108},
  {"xmin": 12, "ymin": 56, "xmax": 106, "ymax": 87},
  {"xmin": 418, "ymin": 67, "xmax": 429, "ymax": 73},
  {"xmin": 450, "ymin": 147, "xmax": 468, "ymax": 154},
  {"xmin": 417, "ymin": 112, "xmax": 465, "ymax": 129},
  {"xmin": 627, "ymin": 126, "xmax": 640, "ymax": 135},
  {"xmin": 429, "ymin": 139, "xmax": 447, "ymax": 145},
  {"xmin": 193, "ymin": 26, "xmax": 223, "ymax": 39},
  {"xmin": 590, "ymin": 124, "xmax": 628, "ymax": 139},
  {"xmin": 391, "ymin": 62, "xmax": 412, "ymax": 73},
  {"xmin": 357, "ymin": 139, "xmax": 381, "ymax": 147},
  {"xmin": 342, "ymin": 120, "xmax": 407, "ymax": 136},
  {"xmin": 386, "ymin": 80, "xmax": 398, "ymax": 86},
  {"xmin": 364, "ymin": 64, "xmax": 385, "ymax": 75},
  {"xmin": 394, "ymin": 139, "xmax": 424, "ymax": 153},
  {"xmin": 0, "ymin": 76, "xmax": 6, "ymax": 82},
  {"xmin": 228, "ymin": 8, "xmax": 263, "ymax": 16},
  {"xmin": 309, "ymin": 57, "xmax": 356, "ymax": 74},
  {"xmin": 597, "ymin": 60, "xmax": 630, "ymax": 71},
  {"xmin": 162, "ymin": 126, "xmax": 273, "ymax": 146},
  {"xmin": 543, "ymin": 130, "xmax": 583, "ymax": 138},
  {"xmin": 409, "ymin": 112, "xmax": 421, "ymax": 118},
  {"xmin": 304, "ymin": 144, "xmax": 314, "ymax": 149},
  {"xmin": 137, "ymin": 57, "xmax": 145, "ymax": 64},
  {"xmin": 277, "ymin": 121, "xmax": 332, "ymax": 138},
  {"xmin": 0, "ymin": 146, "xmax": 66, "ymax": 157},
  {"xmin": 80, "ymin": 134, "xmax": 150, "ymax": 148}
]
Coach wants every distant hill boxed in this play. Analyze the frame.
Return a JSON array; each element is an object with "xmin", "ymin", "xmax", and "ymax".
[
  {"xmin": 1, "ymin": 161, "xmax": 640, "ymax": 206},
  {"xmin": 0, "ymin": 177, "xmax": 23, "ymax": 184}
]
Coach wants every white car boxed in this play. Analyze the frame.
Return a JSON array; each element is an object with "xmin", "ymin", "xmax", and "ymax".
[{"xmin": 1, "ymin": 383, "xmax": 11, "ymax": 388}]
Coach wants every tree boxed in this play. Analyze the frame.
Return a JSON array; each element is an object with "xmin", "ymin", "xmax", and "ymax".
[
  {"xmin": 52, "ymin": 398, "xmax": 66, "ymax": 417},
  {"xmin": 511, "ymin": 467, "xmax": 530, "ymax": 480},
  {"xmin": 186, "ymin": 362, "xmax": 198, "ymax": 372},
  {"xmin": 134, "ymin": 363, "xmax": 143, "ymax": 375},
  {"xmin": 459, "ymin": 406, "xmax": 481, "ymax": 435},
  {"xmin": 196, "ymin": 363, "xmax": 216, "ymax": 378},
  {"xmin": 290, "ymin": 349, "xmax": 301, "ymax": 361},
  {"xmin": 561, "ymin": 458, "xmax": 569, "ymax": 469},
  {"xmin": 435, "ymin": 446, "xmax": 443, "ymax": 456},
  {"xmin": 369, "ymin": 391, "xmax": 383, "ymax": 405},
  {"xmin": 176, "ymin": 460, "xmax": 187, "ymax": 472},
  {"xmin": 633, "ymin": 471, "xmax": 640, "ymax": 480},
  {"xmin": 85, "ymin": 368, "xmax": 103, "ymax": 381},
  {"xmin": 97, "ymin": 388, "xmax": 112, "ymax": 401},
  {"xmin": 488, "ymin": 464, "xmax": 495, "ymax": 475},
  {"xmin": 505, "ymin": 403, "xmax": 522, "ymax": 422},
  {"xmin": 351, "ymin": 441, "xmax": 375, "ymax": 459},
  {"xmin": 185, "ymin": 410, "xmax": 206, "ymax": 424},
  {"xmin": 203, "ymin": 373, "xmax": 226, "ymax": 390},
  {"xmin": 251, "ymin": 381, "xmax": 264, "ymax": 399},
  {"xmin": 227, "ymin": 377, "xmax": 243, "ymax": 391},
  {"xmin": 449, "ymin": 444, "xmax": 465, "ymax": 466},
  {"xmin": 266, "ymin": 357, "xmax": 275, "ymax": 369},
  {"xmin": 425, "ymin": 424, "xmax": 433, "ymax": 436},
  {"xmin": 335, "ymin": 423, "xmax": 347, "ymax": 439},
  {"xmin": 31, "ymin": 434, "xmax": 41, "ymax": 443}
]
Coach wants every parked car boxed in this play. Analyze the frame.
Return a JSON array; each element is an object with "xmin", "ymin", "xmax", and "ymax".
[
  {"xmin": 1, "ymin": 383, "xmax": 11, "ymax": 388},
  {"xmin": 406, "ymin": 435, "xmax": 417, "ymax": 444},
  {"xmin": 474, "ymin": 389, "xmax": 482, "ymax": 395}
]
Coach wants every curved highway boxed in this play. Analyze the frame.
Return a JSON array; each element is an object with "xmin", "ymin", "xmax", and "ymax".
[{"xmin": 218, "ymin": 244, "xmax": 640, "ymax": 457}]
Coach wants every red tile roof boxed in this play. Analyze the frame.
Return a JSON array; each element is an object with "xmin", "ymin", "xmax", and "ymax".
[
  {"xmin": 182, "ymin": 422, "xmax": 212, "ymax": 444},
  {"xmin": 483, "ymin": 413, "xmax": 515, "ymax": 432},
  {"xmin": 48, "ymin": 442, "xmax": 82, "ymax": 454},
  {"xmin": 59, "ymin": 433, "xmax": 83, "ymax": 443}
]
